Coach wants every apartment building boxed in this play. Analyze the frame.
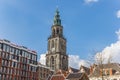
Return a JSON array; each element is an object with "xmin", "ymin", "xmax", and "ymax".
[{"xmin": 0, "ymin": 39, "xmax": 38, "ymax": 80}]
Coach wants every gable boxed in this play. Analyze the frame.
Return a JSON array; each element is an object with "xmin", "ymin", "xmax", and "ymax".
[{"xmin": 51, "ymin": 75, "xmax": 65, "ymax": 80}]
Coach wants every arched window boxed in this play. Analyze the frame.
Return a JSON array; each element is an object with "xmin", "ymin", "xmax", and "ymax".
[
  {"xmin": 51, "ymin": 56, "xmax": 54, "ymax": 64},
  {"xmin": 51, "ymin": 40, "xmax": 54, "ymax": 48},
  {"xmin": 46, "ymin": 57, "xmax": 49, "ymax": 66},
  {"xmin": 62, "ymin": 56, "xmax": 66, "ymax": 65},
  {"xmin": 57, "ymin": 28, "xmax": 59, "ymax": 34},
  {"xmin": 48, "ymin": 41, "xmax": 50, "ymax": 50},
  {"xmin": 60, "ymin": 29, "xmax": 62, "ymax": 35},
  {"xmin": 63, "ymin": 56, "xmax": 66, "ymax": 60},
  {"xmin": 52, "ymin": 29, "xmax": 55, "ymax": 36},
  {"xmin": 51, "ymin": 56, "xmax": 55, "ymax": 70},
  {"xmin": 55, "ymin": 39, "xmax": 57, "ymax": 49}
]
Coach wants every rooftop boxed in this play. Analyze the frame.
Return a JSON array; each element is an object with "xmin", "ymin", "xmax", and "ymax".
[
  {"xmin": 0, "ymin": 39, "xmax": 37, "ymax": 54},
  {"xmin": 66, "ymin": 73, "xmax": 84, "ymax": 79}
]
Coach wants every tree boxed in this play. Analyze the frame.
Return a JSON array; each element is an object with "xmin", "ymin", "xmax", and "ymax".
[
  {"xmin": 86, "ymin": 50, "xmax": 98, "ymax": 66},
  {"xmin": 95, "ymin": 52, "xmax": 104, "ymax": 80},
  {"xmin": 107, "ymin": 54, "xmax": 113, "ymax": 64},
  {"xmin": 87, "ymin": 51, "xmax": 112, "ymax": 80}
]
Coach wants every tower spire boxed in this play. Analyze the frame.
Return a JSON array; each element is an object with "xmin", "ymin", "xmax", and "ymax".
[
  {"xmin": 46, "ymin": 8, "xmax": 68, "ymax": 72},
  {"xmin": 53, "ymin": 8, "xmax": 61, "ymax": 26}
]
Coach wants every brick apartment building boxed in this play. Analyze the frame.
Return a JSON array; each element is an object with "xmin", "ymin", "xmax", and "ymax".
[{"xmin": 0, "ymin": 39, "xmax": 38, "ymax": 80}]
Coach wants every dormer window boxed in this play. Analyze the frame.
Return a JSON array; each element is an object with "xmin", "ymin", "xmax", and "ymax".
[{"xmin": 52, "ymin": 29, "xmax": 55, "ymax": 36}]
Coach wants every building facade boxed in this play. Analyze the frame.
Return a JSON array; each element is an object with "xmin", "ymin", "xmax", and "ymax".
[
  {"xmin": 50, "ymin": 70, "xmax": 68, "ymax": 80},
  {"xmin": 46, "ymin": 9, "xmax": 68, "ymax": 71},
  {"xmin": 37, "ymin": 63, "xmax": 54, "ymax": 80},
  {"xmin": 79, "ymin": 65, "xmax": 90, "ymax": 75},
  {"xmin": 0, "ymin": 39, "xmax": 38, "ymax": 80},
  {"xmin": 89, "ymin": 63, "xmax": 120, "ymax": 80}
]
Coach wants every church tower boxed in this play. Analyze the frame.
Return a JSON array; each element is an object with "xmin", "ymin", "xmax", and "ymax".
[{"xmin": 46, "ymin": 9, "xmax": 68, "ymax": 71}]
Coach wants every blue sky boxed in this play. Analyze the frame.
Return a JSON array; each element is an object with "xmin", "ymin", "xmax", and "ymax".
[{"xmin": 0, "ymin": 0, "xmax": 120, "ymax": 66}]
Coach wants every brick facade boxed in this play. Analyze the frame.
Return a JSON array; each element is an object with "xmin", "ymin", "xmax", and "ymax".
[{"xmin": 0, "ymin": 39, "xmax": 38, "ymax": 80}]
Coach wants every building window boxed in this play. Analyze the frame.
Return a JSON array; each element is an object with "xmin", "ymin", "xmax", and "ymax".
[
  {"xmin": 22, "ymin": 51, "xmax": 25, "ymax": 57},
  {"xmin": 3, "ymin": 44, "xmax": 6, "ymax": 51},
  {"xmin": 60, "ymin": 29, "xmax": 62, "ymax": 34},
  {"xmin": 57, "ymin": 28, "xmax": 59, "ymax": 34},
  {"xmin": 30, "ymin": 54, "xmax": 32, "ymax": 60},
  {"xmin": 55, "ymin": 39, "xmax": 57, "ymax": 49},
  {"xmin": 48, "ymin": 41, "xmax": 50, "ymax": 50},
  {"xmin": 12, "ymin": 48, "xmax": 15, "ymax": 53},
  {"xmin": 25, "ymin": 52, "xmax": 27, "ymax": 57},
  {"xmin": 34, "ymin": 55, "xmax": 37, "ymax": 61},
  {"xmin": 52, "ymin": 40, "xmax": 54, "ymax": 48},
  {"xmin": 15, "ymin": 49, "xmax": 18, "ymax": 55},
  {"xmin": 12, "ymin": 55, "xmax": 15, "ymax": 59},
  {"xmin": 6, "ymin": 45, "xmax": 10, "ymax": 52},
  {"xmin": 51, "ymin": 56, "xmax": 54, "ymax": 70},
  {"xmin": 52, "ymin": 29, "xmax": 55, "ymax": 36},
  {"xmin": 51, "ymin": 56, "xmax": 54, "ymax": 64}
]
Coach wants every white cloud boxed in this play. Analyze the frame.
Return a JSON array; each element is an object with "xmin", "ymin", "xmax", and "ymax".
[
  {"xmin": 39, "ymin": 54, "xmax": 46, "ymax": 65},
  {"xmin": 117, "ymin": 10, "xmax": 120, "ymax": 19},
  {"xmin": 69, "ymin": 55, "xmax": 88, "ymax": 69},
  {"xmin": 39, "ymin": 54, "xmax": 88, "ymax": 69},
  {"xmin": 96, "ymin": 29, "xmax": 120, "ymax": 63},
  {"xmin": 116, "ymin": 29, "xmax": 120, "ymax": 40},
  {"xmin": 84, "ymin": 0, "xmax": 99, "ymax": 4}
]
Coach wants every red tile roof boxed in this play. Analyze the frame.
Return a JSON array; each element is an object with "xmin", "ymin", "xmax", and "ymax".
[{"xmin": 51, "ymin": 75, "xmax": 65, "ymax": 80}]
